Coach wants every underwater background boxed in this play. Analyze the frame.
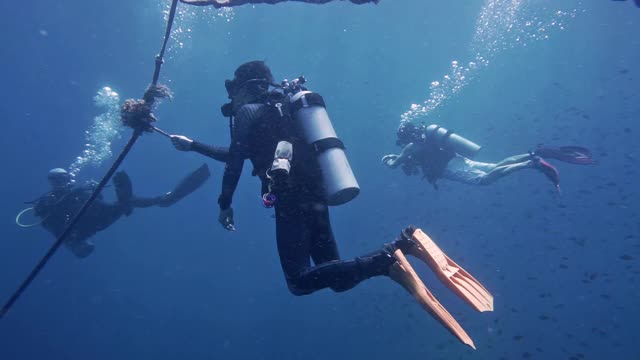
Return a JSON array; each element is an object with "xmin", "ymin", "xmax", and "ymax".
[{"xmin": 0, "ymin": 0, "xmax": 638, "ymax": 359}]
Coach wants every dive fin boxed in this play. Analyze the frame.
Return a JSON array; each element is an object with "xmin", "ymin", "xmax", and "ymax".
[
  {"xmin": 389, "ymin": 249, "xmax": 476, "ymax": 350},
  {"xmin": 113, "ymin": 171, "xmax": 134, "ymax": 216},
  {"xmin": 406, "ymin": 229, "xmax": 494, "ymax": 312},
  {"xmin": 532, "ymin": 157, "xmax": 561, "ymax": 193},
  {"xmin": 158, "ymin": 164, "xmax": 211, "ymax": 207},
  {"xmin": 534, "ymin": 145, "xmax": 594, "ymax": 165}
]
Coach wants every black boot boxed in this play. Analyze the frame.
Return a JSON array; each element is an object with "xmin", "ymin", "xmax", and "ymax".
[
  {"xmin": 355, "ymin": 250, "xmax": 397, "ymax": 278},
  {"xmin": 355, "ymin": 226, "xmax": 418, "ymax": 278}
]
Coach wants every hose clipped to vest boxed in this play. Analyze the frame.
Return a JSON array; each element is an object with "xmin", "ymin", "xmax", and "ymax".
[{"xmin": 0, "ymin": 0, "xmax": 181, "ymax": 319}]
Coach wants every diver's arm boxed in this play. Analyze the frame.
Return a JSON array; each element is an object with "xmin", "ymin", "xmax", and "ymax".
[
  {"xmin": 218, "ymin": 153, "xmax": 244, "ymax": 210},
  {"xmin": 171, "ymin": 135, "xmax": 230, "ymax": 163},
  {"xmin": 217, "ymin": 137, "xmax": 244, "ymax": 232},
  {"xmin": 218, "ymin": 107, "xmax": 252, "ymax": 210},
  {"xmin": 191, "ymin": 142, "xmax": 230, "ymax": 163},
  {"xmin": 382, "ymin": 142, "xmax": 419, "ymax": 168}
]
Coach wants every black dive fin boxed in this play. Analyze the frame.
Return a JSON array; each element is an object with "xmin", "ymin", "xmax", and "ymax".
[
  {"xmin": 113, "ymin": 171, "xmax": 134, "ymax": 215},
  {"xmin": 158, "ymin": 164, "xmax": 211, "ymax": 207}
]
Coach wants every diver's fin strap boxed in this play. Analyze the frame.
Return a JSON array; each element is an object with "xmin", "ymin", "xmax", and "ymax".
[
  {"xmin": 407, "ymin": 229, "xmax": 494, "ymax": 312},
  {"xmin": 291, "ymin": 92, "xmax": 326, "ymax": 112},
  {"xmin": 389, "ymin": 249, "xmax": 476, "ymax": 350},
  {"xmin": 311, "ymin": 137, "xmax": 345, "ymax": 154},
  {"xmin": 425, "ymin": 125, "xmax": 440, "ymax": 140}
]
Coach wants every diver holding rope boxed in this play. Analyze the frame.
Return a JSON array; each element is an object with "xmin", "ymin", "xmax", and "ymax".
[{"xmin": 167, "ymin": 61, "xmax": 493, "ymax": 348}]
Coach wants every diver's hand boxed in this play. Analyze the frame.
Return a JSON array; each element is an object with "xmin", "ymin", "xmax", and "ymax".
[
  {"xmin": 170, "ymin": 135, "xmax": 193, "ymax": 151},
  {"xmin": 381, "ymin": 154, "xmax": 400, "ymax": 168},
  {"xmin": 218, "ymin": 207, "xmax": 236, "ymax": 231}
]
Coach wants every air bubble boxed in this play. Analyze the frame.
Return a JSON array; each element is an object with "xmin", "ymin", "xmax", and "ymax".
[{"xmin": 400, "ymin": 0, "xmax": 577, "ymax": 124}]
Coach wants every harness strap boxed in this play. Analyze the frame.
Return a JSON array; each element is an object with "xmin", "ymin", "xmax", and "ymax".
[
  {"xmin": 291, "ymin": 92, "xmax": 326, "ymax": 113},
  {"xmin": 311, "ymin": 137, "xmax": 345, "ymax": 154}
]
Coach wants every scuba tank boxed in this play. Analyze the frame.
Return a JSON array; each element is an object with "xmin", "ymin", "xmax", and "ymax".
[
  {"xmin": 283, "ymin": 77, "xmax": 360, "ymax": 206},
  {"xmin": 425, "ymin": 124, "xmax": 481, "ymax": 158}
]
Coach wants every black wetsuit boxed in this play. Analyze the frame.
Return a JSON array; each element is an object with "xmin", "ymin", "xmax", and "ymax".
[
  {"xmin": 34, "ymin": 183, "xmax": 128, "ymax": 258},
  {"xmin": 219, "ymin": 103, "xmax": 388, "ymax": 295},
  {"xmin": 190, "ymin": 141, "xmax": 229, "ymax": 163}
]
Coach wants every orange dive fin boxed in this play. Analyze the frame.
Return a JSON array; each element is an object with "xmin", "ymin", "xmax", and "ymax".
[
  {"xmin": 389, "ymin": 249, "xmax": 476, "ymax": 350},
  {"xmin": 406, "ymin": 229, "xmax": 494, "ymax": 312}
]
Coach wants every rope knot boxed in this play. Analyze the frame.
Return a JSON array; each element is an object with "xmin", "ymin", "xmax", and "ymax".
[{"xmin": 120, "ymin": 99, "xmax": 156, "ymax": 132}]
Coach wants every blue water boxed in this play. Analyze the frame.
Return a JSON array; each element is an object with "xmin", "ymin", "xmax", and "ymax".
[{"xmin": 1, "ymin": 0, "xmax": 638, "ymax": 359}]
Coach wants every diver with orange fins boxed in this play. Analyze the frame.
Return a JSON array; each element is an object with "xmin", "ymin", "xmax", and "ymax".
[
  {"xmin": 382, "ymin": 122, "xmax": 594, "ymax": 192},
  {"xmin": 170, "ymin": 61, "xmax": 492, "ymax": 349}
]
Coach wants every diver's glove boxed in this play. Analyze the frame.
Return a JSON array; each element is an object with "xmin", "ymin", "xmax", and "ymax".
[
  {"xmin": 218, "ymin": 207, "xmax": 236, "ymax": 232},
  {"xmin": 171, "ymin": 135, "xmax": 194, "ymax": 151},
  {"xmin": 381, "ymin": 154, "xmax": 400, "ymax": 168}
]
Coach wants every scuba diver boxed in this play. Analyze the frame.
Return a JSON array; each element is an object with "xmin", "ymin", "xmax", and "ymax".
[
  {"xmin": 382, "ymin": 122, "xmax": 594, "ymax": 192},
  {"xmin": 175, "ymin": 61, "xmax": 493, "ymax": 349},
  {"xmin": 180, "ymin": 0, "xmax": 379, "ymax": 7},
  {"xmin": 18, "ymin": 166, "xmax": 210, "ymax": 259},
  {"xmin": 215, "ymin": 61, "xmax": 392, "ymax": 294}
]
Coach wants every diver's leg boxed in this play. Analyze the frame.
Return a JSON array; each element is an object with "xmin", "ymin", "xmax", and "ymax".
[
  {"xmin": 275, "ymin": 195, "xmax": 393, "ymax": 295},
  {"xmin": 64, "ymin": 233, "xmax": 95, "ymax": 259},
  {"xmin": 133, "ymin": 164, "xmax": 211, "ymax": 208},
  {"xmin": 493, "ymin": 153, "xmax": 532, "ymax": 167},
  {"xmin": 445, "ymin": 154, "xmax": 535, "ymax": 186},
  {"xmin": 308, "ymin": 201, "xmax": 340, "ymax": 265},
  {"xmin": 131, "ymin": 196, "xmax": 165, "ymax": 208},
  {"xmin": 91, "ymin": 203, "xmax": 126, "ymax": 232},
  {"xmin": 274, "ymin": 198, "xmax": 314, "ymax": 295},
  {"xmin": 477, "ymin": 160, "xmax": 534, "ymax": 185}
]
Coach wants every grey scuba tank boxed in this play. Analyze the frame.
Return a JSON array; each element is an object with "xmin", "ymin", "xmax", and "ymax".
[
  {"xmin": 425, "ymin": 124, "xmax": 481, "ymax": 158},
  {"xmin": 289, "ymin": 90, "xmax": 360, "ymax": 206}
]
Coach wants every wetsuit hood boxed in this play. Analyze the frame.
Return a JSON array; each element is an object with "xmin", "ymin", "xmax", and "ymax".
[{"xmin": 223, "ymin": 61, "xmax": 274, "ymax": 116}]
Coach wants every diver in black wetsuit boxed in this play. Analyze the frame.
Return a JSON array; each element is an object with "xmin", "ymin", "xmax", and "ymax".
[
  {"xmin": 29, "ymin": 166, "xmax": 210, "ymax": 258},
  {"xmin": 196, "ymin": 61, "xmax": 395, "ymax": 295}
]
